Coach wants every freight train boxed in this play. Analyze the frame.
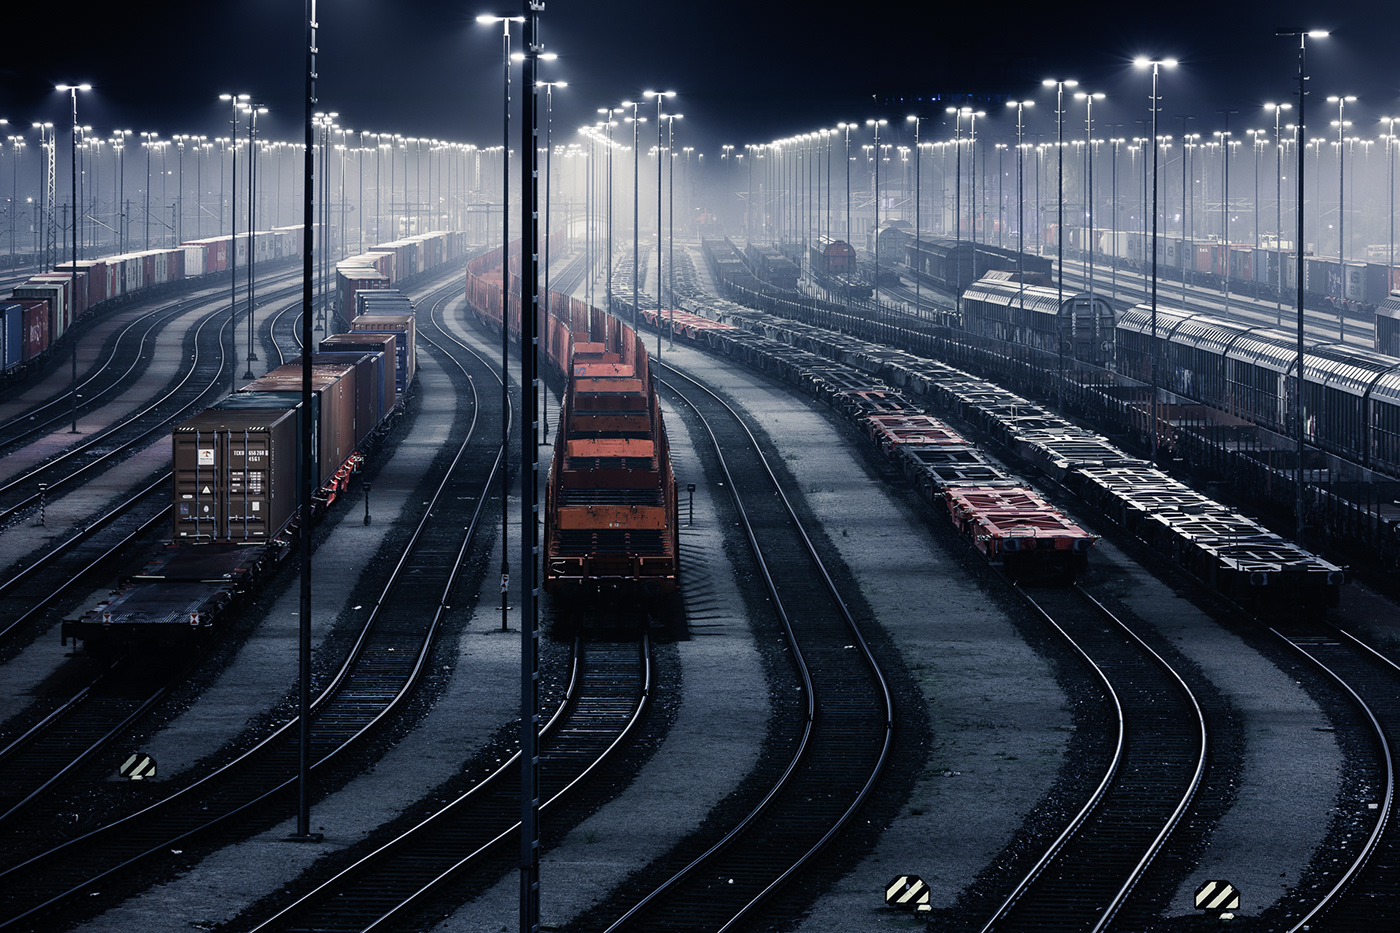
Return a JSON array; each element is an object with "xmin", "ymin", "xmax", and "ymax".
[
  {"xmin": 1048, "ymin": 224, "xmax": 1397, "ymax": 326},
  {"xmin": 683, "ymin": 252, "xmax": 1346, "ymax": 605},
  {"xmin": 463, "ymin": 246, "xmax": 680, "ymax": 600},
  {"xmin": 633, "ymin": 308, "xmax": 1095, "ymax": 580},
  {"xmin": 0, "ymin": 227, "xmax": 305, "ymax": 381},
  {"xmin": 905, "ymin": 235, "xmax": 1053, "ymax": 295},
  {"xmin": 1115, "ymin": 303, "xmax": 1400, "ymax": 476},
  {"xmin": 60, "ymin": 230, "xmax": 464, "ymax": 650}
]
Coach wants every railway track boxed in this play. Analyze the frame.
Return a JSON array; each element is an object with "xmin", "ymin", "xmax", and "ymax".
[
  {"xmin": 0, "ymin": 275, "xmax": 504, "ymax": 931},
  {"xmin": 0, "ymin": 266, "xmax": 301, "ymax": 448},
  {"xmin": 237, "ymin": 637, "xmax": 649, "ymax": 933},
  {"xmin": 1266, "ymin": 619, "xmax": 1397, "ymax": 931},
  {"xmin": 577, "ymin": 359, "xmax": 894, "ymax": 933},
  {"xmin": 0, "ymin": 474, "xmax": 170, "ymax": 651},
  {"xmin": 974, "ymin": 582, "xmax": 1206, "ymax": 932}
]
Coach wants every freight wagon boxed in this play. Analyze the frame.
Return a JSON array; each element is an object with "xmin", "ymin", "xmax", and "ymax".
[{"xmin": 60, "ymin": 229, "xmax": 463, "ymax": 651}]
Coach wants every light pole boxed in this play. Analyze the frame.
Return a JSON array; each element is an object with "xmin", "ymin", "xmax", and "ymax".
[
  {"xmin": 1008, "ymin": 100, "xmax": 1034, "ymax": 324},
  {"xmin": 1043, "ymin": 77, "xmax": 1078, "ymax": 370},
  {"xmin": 652, "ymin": 101, "xmax": 680, "ymax": 359},
  {"xmin": 1328, "ymin": 95, "xmax": 1356, "ymax": 264},
  {"xmin": 478, "ymin": 10, "xmax": 525, "ymax": 633},
  {"xmin": 242, "ymin": 102, "xmax": 268, "ymax": 378},
  {"xmin": 1213, "ymin": 114, "xmax": 1237, "ymax": 316},
  {"xmin": 219, "ymin": 93, "xmax": 248, "ymax": 392},
  {"xmin": 113, "ymin": 130, "xmax": 130, "ymax": 252},
  {"xmin": 596, "ymin": 110, "xmax": 619, "ymax": 311},
  {"xmin": 140, "ymin": 131, "xmax": 157, "ymax": 250},
  {"xmin": 1076, "ymin": 91, "xmax": 1105, "ymax": 313},
  {"xmin": 617, "ymin": 99, "xmax": 646, "ymax": 332},
  {"xmin": 1383, "ymin": 110, "xmax": 1394, "ymax": 318},
  {"xmin": 1278, "ymin": 28, "xmax": 1329, "ymax": 548},
  {"xmin": 1328, "ymin": 94, "xmax": 1355, "ymax": 340},
  {"xmin": 7, "ymin": 135, "xmax": 22, "ymax": 267},
  {"xmin": 1110, "ymin": 136, "xmax": 1127, "ymax": 303},
  {"xmin": 32, "ymin": 121, "xmax": 54, "ymax": 272},
  {"xmin": 1184, "ymin": 131, "xmax": 1202, "ymax": 302},
  {"xmin": 538, "ymin": 79, "xmax": 566, "ymax": 439},
  {"xmin": 837, "ymin": 123, "xmax": 856, "ymax": 245},
  {"xmin": 1134, "ymin": 57, "xmax": 1177, "ymax": 464},
  {"xmin": 645, "ymin": 90, "xmax": 676, "ymax": 360},
  {"xmin": 1271, "ymin": 102, "xmax": 1288, "ymax": 323},
  {"xmin": 946, "ymin": 108, "xmax": 969, "ymax": 292},
  {"xmin": 56, "ymin": 83, "xmax": 89, "ymax": 434},
  {"xmin": 907, "ymin": 115, "xmax": 927, "ymax": 311},
  {"xmin": 865, "ymin": 118, "xmax": 887, "ymax": 303}
]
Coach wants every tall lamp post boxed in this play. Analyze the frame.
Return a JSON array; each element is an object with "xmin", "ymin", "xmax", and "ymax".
[
  {"xmin": 1328, "ymin": 94, "xmax": 1355, "ymax": 340},
  {"xmin": 219, "ymin": 94, "xmax": 248, "ymax": 392},
  {"xmin": 866, "ymin": 118, "xmax": 886, "ymax": 303},
  {"xmin": 1007, "ymin": 100, "xmax": 1034, "ymax": 335},
  {"xmin": 1383, "ymin": 112, "xmax": 1394, "ymax": 313},
  {"xmin": 1279, "ymin": 28, "xmax": 1329, "ymax": 548},
  {"xmin": 1043, "ymin": 77, "xmax": 1079, "ymax": 385},
  {"xmin": 652, "ymin": 102, "xmax": 681, "ymax": 358},
  {"xmin": 1076, "ymin": 91, "xmax": 1106, "ymax": 311},
  {"xmin": 478, "ymin": 10, "xmax": 525, "ymax": 634},
  {"xmin": 619, "ymin": 98, "xmax": 645, "ymax": 335},
  {"xmin": 56, "ymin": 83, "xmax": 89, "ymax": 434},
  {"xmin": 6, "ymin": 135, "xmax": 22, "ymax": 267},
  {"xmin": 907, "ymin": 114, "xmax": 926, "ymax": 312},
  {"xmin": 645, "ymin": 90, "xmax": 677, "ymax": 359},
  {"xmin": 1133, "ymin": 57, "xmax": 1177, "ymax": 464},
  {"xmin": 242, "ymin": 102, "xmax": 268, "ymax": 378},
  {"xmin": 538, "ymin": 79, "xmax": 566, "ymax": 439},
  {"xmin": 1267, "ymin": 103, "xmax": 1293, "ymax": 325},
  {"xmin": 1213, "ymin": 115, "xmax": 1237, "ymax": 316}
]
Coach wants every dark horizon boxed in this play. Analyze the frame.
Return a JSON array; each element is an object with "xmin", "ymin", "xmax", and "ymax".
[{"xmin": 2, "ymin": 2, "xmax": 1397, "ymax": 156}]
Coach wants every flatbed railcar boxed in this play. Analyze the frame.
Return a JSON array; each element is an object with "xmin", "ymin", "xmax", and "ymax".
[
  {"xmin": 60, "ymin": 232, "xmax": 469, "ymax": 651},
  {"xmin": 464, "ymin": 244, "xmax": 680, "ymax": 602}
]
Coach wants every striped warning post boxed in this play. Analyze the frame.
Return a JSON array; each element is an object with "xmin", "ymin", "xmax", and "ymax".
[
  {"xmin": 119, "ymin": 752, "xmax": 157, "ymax": 781},
  {"xmin": 1194, "ymin": 880, "xmax": 1240, "ymax": 911},
  {"xmin": 885, "ymin": 875, "xmax": 931, "ymax": 912}
]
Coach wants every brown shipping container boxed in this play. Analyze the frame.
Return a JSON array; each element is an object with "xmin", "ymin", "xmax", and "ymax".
[
  {"xmin": 242, "ymin": 362, "xmax": 358, "ymax": 485},
  {"xmin": 172, "ymin": 403, "xmax": 299, "ymax": 543},
  {"xmin": 349, "ymin": 313, "xmax": 415, "ymax": 394},
  {"xmin": 290, "ymin": 352, "xmax": 380, "ymax": 446}
]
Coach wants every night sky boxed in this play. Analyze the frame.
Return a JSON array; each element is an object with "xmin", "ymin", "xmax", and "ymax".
[{"xmin": 2, "ymin": 1, "xmax": 1397, "ymax": 159}]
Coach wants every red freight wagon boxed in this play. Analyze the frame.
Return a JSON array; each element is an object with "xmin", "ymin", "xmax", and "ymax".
[
  {"xmin": 943, "ymin": 484, "xmax": 1096, "ymax": 579},
  {"xmin": 19, "ymin": 299, "xmax": 49, "ymax": 360},
  {"xmin": 864, "ymin": 413, "xmax": 969, "ymax": 455}
]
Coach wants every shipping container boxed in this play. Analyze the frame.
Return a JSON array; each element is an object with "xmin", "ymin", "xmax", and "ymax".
[
  {"xmin": 13, "ymin": 280, "xmax": 70, "ymax": 341},
  {"xmin": 1, "ymin": 302, "xmax": 22, "ymax": 372},
  {"xmin": 19, "ymin": 299, "xmax": 50, "ymax": 361},
  {"xmin": 241, "ymin": 362, "xmax": 359, "ymax": 487},
  {"xmin": 349, "ymin": 313, "xmax": 416, "ymax": 395},
  {"xmin": 173, "ymin": 398, "xmax": 301, "ymax": 543},
  {"xmin": 1195, "ymin": 243, "xmax": 1213, "ymax": 273},
  {"xmin": 337, "ymin": 267, "xmax": 390, "ymax": 317},
  {"xmin": 296, "ymin": 351, "xmax": 385, "ymax": 446},
  {"xmin": 320, "ymin": 332, "xmax": 398, "ymax": 410}
]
